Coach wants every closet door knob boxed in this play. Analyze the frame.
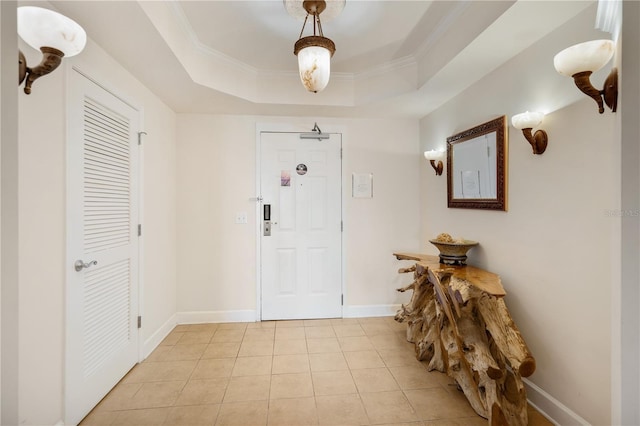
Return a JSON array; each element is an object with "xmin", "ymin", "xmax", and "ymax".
[{"xmin": 74, "ymin": 259, "xmax": 97, "ymax": 272}]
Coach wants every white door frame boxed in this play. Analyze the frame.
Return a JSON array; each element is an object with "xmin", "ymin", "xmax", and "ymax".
[
  {"xmin": 64, "ymin": 65, "xmax": 145, "ymax": 422},
  {"xmin": 255, "ymin": 122, "xmax": 346, "ymax": 321}
]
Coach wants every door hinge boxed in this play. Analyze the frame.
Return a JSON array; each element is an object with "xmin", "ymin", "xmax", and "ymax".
[
  {"xmin": 341, "ymin": 221, "xmax": 343, "ymax": 232},
  {"xmin": 340, "ymin": 148, "xmax": 343, "ymax": 159},
  {"xmin": 137, "ymin": 316, "xmax": 142, "ymax": 329},
  {"xmin": 341, "ymin": 294, "xmax": 344, "ymax": 306},
  {"xmin": 138, "ymin": 224, "xmax": 142, "ymax": 236}
]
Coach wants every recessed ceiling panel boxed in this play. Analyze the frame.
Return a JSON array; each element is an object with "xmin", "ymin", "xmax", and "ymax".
[{"xmin": 178, "ymin": 0, "xmax": 433, "ymax": 73}]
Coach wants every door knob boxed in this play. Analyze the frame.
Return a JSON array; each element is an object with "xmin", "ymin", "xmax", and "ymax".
[{"xmin": 74, "ymin": 259, "xmax": 97, "ymax": 272}]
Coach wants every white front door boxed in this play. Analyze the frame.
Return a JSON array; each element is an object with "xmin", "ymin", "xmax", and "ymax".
[
  {"xmin": 66, "ymin": 69, "xmax": 140, "ymax": 425},
  {"xmin": 260, "ymin": 132, "xmax": 342, "ymax": 320}
]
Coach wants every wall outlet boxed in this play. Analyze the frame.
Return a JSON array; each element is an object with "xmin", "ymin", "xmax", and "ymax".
[{"xmin": 235, "ymin": 212, "xmax": 248, "ymax": 224}]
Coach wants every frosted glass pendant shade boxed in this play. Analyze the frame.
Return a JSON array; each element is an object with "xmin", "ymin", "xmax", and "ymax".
[
  {"xmin": 297, "ymin": 44, "xmax": 331, "ymax": 93},
  {"xmin": 290, "ymin": 0, "xmax": 338, "ymax": 93},
  {"xmin": 17, "ymin": 6, "xmax": 86, "ymax": 57},
  {"xmin": 511, "ymin": 111, "xmax": 544, "ymax": 129},
  {"xmin": 553, "ymin": 39, "xmax": 614, "ymax": 76}
]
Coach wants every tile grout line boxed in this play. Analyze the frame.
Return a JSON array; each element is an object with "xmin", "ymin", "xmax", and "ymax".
[{"xmin": 86, "ymin": 318, "xmax": 524, "ymax": 426}]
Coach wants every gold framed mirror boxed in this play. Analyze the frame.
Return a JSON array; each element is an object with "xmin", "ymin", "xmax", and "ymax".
[{"xmin": 447, "ymin": 116, "xmax": 508, "ymax": 211}]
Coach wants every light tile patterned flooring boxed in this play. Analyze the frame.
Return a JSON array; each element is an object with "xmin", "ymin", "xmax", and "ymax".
[{"xmin": 81, "ymin": 317, "xmax": 552, "ymax": 425}]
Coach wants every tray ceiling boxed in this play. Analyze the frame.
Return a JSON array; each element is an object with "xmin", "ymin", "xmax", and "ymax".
[{"xmin": 47, "ymin": 0, "xmax": 595, "ymax": 117}]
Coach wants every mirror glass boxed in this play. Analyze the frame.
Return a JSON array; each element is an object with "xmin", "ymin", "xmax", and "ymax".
[{"xmin": 447, "ymin": 116, "xmax": 507, "ymax": 211}]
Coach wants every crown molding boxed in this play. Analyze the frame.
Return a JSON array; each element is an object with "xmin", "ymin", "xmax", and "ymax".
[
  {"xmin": 413, "ymin": 0, "xmax": 472, "ymax": 60},
  {"xmin": 169, "ymin": 0, "xmax": 260, "ymax": 77},
  {"xmin": 354, "ymin": 55, "xmax": 417, "ymax": 80}
]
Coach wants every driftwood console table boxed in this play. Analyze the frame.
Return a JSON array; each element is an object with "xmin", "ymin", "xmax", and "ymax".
[{"xmin": 393, "ymin": 253, "xmax": 535, "ymax": 426}]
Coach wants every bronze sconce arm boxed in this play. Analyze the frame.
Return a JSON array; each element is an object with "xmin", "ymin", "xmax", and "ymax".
[
  {"xmin": 429, "ymin": 160, "xmax": 443, "ymax": 176},
  {"xmin": 571, "ymin": 68, "xmax": 618, "ymax": 114},
  {"xmin": 19, "ymin": 47, "xmax": 65, "ymax": 94},
  {"xmin": 521, "ymin": 128, "xmax": 548, "ymax": 155}
]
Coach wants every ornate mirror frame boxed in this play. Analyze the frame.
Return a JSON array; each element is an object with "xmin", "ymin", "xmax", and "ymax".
[{"xmin": 447, "ymin": 116, "xmax": 508, "ymax": 211}]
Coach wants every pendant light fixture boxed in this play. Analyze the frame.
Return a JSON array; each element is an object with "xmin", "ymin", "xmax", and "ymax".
[{"xmin": 293, "ymin": 0, "xmax": 336, "ymax": 93}]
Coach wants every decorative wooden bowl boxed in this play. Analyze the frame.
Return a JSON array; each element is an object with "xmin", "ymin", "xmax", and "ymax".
[{"xmin": 428, "ymin": 239, "xmax": 478, "ymax": 265}]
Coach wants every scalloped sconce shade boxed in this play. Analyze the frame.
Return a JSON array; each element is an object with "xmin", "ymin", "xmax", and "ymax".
[
  {"xmin": 17, "ymin": 6, "xmax": 86, "ymax": 94},
  {"xmin": 17, "ymin": 6, "xmax": 86, "ymax": 57},
  {"xmin": 511, "ymin": 111, "xmax": 544, "ymax": 130},
  {"xmin": 424, "ymin": 149, "xmax": 445, "ymax": 161},
  {"xmin": 553, "ymin": 39, "xmax": 614, "ymax": 76}
]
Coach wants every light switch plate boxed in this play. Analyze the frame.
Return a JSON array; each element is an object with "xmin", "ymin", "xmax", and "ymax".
[{"xmin": 235, "ymin": 212, "xmax": 248, "ymax": 224}]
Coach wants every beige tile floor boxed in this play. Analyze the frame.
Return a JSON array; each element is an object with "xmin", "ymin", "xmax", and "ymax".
[{"xmin": 81, "ymin": 317, "xmax": 553, "ymax": 426}]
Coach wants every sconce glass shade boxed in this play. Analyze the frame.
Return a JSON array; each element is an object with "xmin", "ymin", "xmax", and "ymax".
[
  {"xmin": 17, "ymin": 6, "xmax": 86, "ymax": 57},
  {"xmin": 296, "ymin": 42, "xmax": 333, "ymax": 93},
  {"xmin": 511, "ymin": 111, "xmax": 544, "ymax": 130},
  {"xmin": 553, "ymin": 39, "xmax": 614, "ymax": 76},
  {"xmin": 424, "ymin": 150, "xmax": 445, "ymax": 160}
]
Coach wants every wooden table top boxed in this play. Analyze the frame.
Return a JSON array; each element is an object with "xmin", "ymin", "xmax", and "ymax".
[{"xmin": 393, "ymin": 252, "xmax": 506, "ymax": 296}]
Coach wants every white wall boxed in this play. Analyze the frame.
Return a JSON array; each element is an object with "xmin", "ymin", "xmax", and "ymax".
[
  {"xmin": 18, "ymin": 39, "xmax": 67, "ymax": 425},
  {"xmin": 618, "ymin": 1, "xmax": 640, "ymax": 424},
  {"xmin": 176, "ymin": 115, "xmax": 420, "ymax": 321},
  {"xmin": 0, "ymin": 1, "xmax": 20, "ymax": 423},
  {"xmin": 419, "ymin": 5, "xmax": 616, "ymax": 425},
  {"xmin": 16, "ymin": 34, "xmax": 177, "ymax": 426},
  {"xmin": 176, "ymin": 115, "xmax": 258, "ymax": 319}
]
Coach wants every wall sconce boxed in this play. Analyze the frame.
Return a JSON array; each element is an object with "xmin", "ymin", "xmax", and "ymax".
[
  {"xmin": 17, "ymin": 6, "xmax": 86, "ymax": 94},
  {"xmin": 511, "ymin": 111, "xmax": 548, "ymax": 155},
  {"xmin": 553, "ymin": 39, "xmax": 617, "ymax": 114},
  {"xmin": 424, "ymin": 150, "xmax": 445, "ymax": 175}
]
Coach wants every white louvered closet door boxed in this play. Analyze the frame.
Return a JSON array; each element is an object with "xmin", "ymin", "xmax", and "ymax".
[{"xmin": 66, "ymin": 69, "xmax": 140, "ymax": 425}]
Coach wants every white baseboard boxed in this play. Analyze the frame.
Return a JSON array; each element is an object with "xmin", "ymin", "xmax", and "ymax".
[
  {"xmin": 171, "ymin": 307, "xmax": 397, "ymax": 325},
  {"xmin": 524, "ymin": 378, "xmax": 590, "ymax": 425},
  {"xmin": 141, "ymin": 311, "xmax": 257, "ymax": 361},
  {"xmin": 142, "ymin": 313, "xmax": 177, "ymax": 359},
  {"xmin": 176, "ymin": 310, "xmax": 258, "ymax": 324},
  {"xmin": 343, "ymin": 304, "xmax": 400, "ymax": 318}
]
